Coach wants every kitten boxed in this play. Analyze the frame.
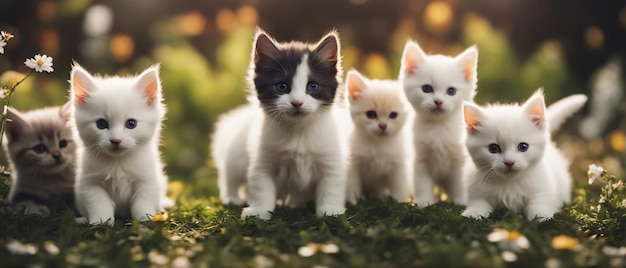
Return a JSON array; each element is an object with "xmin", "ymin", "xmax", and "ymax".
[
  {"xmin": 399, "ymin": 40, "xmax": 478, "ymax": 206},
  {"xmin": 3, "ymin": 103, "xmax": 76, "ymax": 217},
  {"xmin": 212, "ymin": 29, "xmax": 346, "ymax": 220},
  {"xmin": 462, "ymin": 90, "xmax": 587, "ymax": 221},
  {"xmin": 70, "ymin": 63, "xmax": 172, "ymax": 225},
  {"xmin": 344, "ymin": 70, "xmax": 413, "ymax": 203}
]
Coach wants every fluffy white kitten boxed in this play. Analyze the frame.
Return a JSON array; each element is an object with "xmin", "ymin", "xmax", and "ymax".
[
  {"xmin": 212, "ymin": 29, "xmax": 346, "ymax": 220},
  {"xmin": 344, "ymin": 70, "xmax": 413, "ymax": 203},
  {"xmin": 399, "ymin": 40, "xmax": 478, "ymax": 206},
  {"xmin": 462, "ymin": 90, "xmax": 587, "ymax": 221},
  {"xmin": 70, "ymin": 63, "xmax": 172, "ymax": 225}
]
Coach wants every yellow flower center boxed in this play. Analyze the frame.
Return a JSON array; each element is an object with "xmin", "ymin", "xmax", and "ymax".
[
  {"xmin": 587, "ymin": 170, "xmax": 594, "ymax": 179},
  {"xmin": 36, "ymin": 59, "xmax": 44, "ymax": 65},
  {"xmin": 507, "ymin": 231, "xmax": 521, "ymax": 241}
]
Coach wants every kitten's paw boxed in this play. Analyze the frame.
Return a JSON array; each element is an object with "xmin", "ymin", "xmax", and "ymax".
[
  {"xmin": 316, "ymin": 205, "xmax": 345, "ymax": 217},
  {"xmin": 412, "ymin": 197, "xmax": 435, "ymax": 208},
  {"xmin": 160, "ymin": 197, "xmax": 175, "ymax": 209},
  {"xmin": 526, "ymin": 208, "xmax": 557, "ymax": 222},
  {"xmin": 461, "ymin": 207, "xmax": 491, "ymax": 219},
  {"xmin": 15, "ymin": 202, "xmax": 50, "ymax": 217},
  {"xmin": 221, "ymin": 196, "xmax": 245, "ymax": 206},
  {"xmin": 75, "ymin": 217, "xmax": 88, "ymax": 224},
  {"xmin": 241, "ymin": 207, "xmax": 272, "ymax": 220},
  {"xmin": 88, "ymin": 217, "xmax": 114, "ymax": 226}
]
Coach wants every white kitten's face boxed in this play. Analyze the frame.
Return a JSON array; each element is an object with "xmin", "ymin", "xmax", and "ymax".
[
  {"xmin": 400, "ymin": 42, "xmax": 477, "ymax": 119},
  {"xmin": 347, "ymin": 72, "xmax": 410, "ymax": 138},
  {"xmin": 464, "ymin": 94, "xmax": 548, "ymax": 178},
  {"xmin": 70, "ymin": 65, "xmax": 164, "ymax": 157}
]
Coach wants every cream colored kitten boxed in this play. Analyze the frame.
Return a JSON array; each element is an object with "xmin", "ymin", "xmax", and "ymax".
[{"xmin": 344, "ymin": 70, "xmax": 413, "ymax": 203}]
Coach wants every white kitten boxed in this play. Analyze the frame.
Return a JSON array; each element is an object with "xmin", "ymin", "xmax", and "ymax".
[
  {"xmin": 344, "ymin": 70, "xmax": 413, "ymax": 203},
  {"xmin": 70, "ymin": 63, "xmax": 172, "ymax": 225},
  {"xmin": 399, "ymin": 40, "xmax": 478, "ymax": 206},
  {"xmin": 462, "ymin": 90, "xmax": 587, "ymax": 221},
  {"xmin": 212, "ymin": 30, "xmax": 347, "ymax": 220}
]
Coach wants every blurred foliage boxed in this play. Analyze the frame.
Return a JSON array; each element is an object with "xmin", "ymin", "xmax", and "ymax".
[{"xmin": 0, "ymin": 1, "xmax": 623, "ymax": 194}]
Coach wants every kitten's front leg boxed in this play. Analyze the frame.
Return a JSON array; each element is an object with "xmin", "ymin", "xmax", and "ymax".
[
  {"xmin": 462, "ymin": 198, "xmax": 493, "ymax": 219},
  {"xmin": 78, "ymin": 183, "xmax": 115, "ymax": 225},
  {"xmin": 445, "ymin": 167, "xmax": 467, "ymax": 206},
  {"xmin": 242, "ymin": 169, "xmax": 276, "ymax": 220},
  {"xmin": 525, "ymin": 194, "xmax": 559, "ymax": 221},
  {"xmin": 14, "ymin": 200, "xmax": 50, "ymax": 217},
  {"xmin": 412, "ymin": 161, "xmax": 435, "ymax": 207},
  {"xmin": 389, "ymin": 164, "xmax": 411, "ymax": 203},
  {"xmin": 130, "ymin": 182, "xmax": 160, "ymax": 222},
  {"xmin": 345, "ymin": 166, "xmax": 362, "ymax": 205},
  {"xmin": 315, "ymin": 161, "xmax": 346, "ymax": 217}
]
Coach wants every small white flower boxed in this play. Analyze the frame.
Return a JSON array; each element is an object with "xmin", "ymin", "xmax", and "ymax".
[
  {"xmin": 1, "ymin": 31, "xmax": 14, "ymax": 41},
  {"xmin": 44, "ymin": 241, "xmax": 60, "ymax": 255},
  {"xmin": 0, "ymin": 39, "xmax": 6, "ymax": 54},
  {"xmin": 148, "ymin": 251, "xmax": 169, "ymax": 265},
  {"xmin": 24, "ymin": 54, "xmax": 54, "ymax": 73},
  {"xmin": 587, "ymin": 164, "xmax": 605, "ymax": 184},
  {"xmin": 487, "ymin": 229, "xmax": 529, "ymax": 253},
  {"xmin": 0, "ymin": 88, "xmax": 7, "ymax": 99},
  {"xmin": 171, "ymin": 256, "xmax": 191, "ymax": 268},
  {"xmin": 6, "ymin": 240, "xmax": 38, "ymax": 255}
]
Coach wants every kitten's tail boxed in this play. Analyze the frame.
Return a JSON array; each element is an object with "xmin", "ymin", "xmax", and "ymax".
[{"xmin": 546, "ymin": 94, "xmax": 588, "ymax": 133}]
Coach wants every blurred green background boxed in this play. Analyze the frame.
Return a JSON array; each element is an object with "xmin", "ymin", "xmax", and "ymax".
[{"xmin": 0, "ymin": 0, "xmax": 624, "ymax": 199}]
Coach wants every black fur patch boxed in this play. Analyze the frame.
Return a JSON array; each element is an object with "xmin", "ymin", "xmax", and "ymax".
[{"xmin": 251, "ymin": 31, "xmax": 340, "ymax": 108}]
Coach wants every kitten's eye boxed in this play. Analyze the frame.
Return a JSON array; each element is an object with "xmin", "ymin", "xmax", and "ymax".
[
  {"xmin": 306, "ymin": 82, "xmax": 319, "ymax": 93},
  {"xmin": 96, "ymin": 119, "xmax": 109, "ymax": 129},
  {"xmin": 518, "ymin": 142, "xmax": 529, "ymax": 152},
  {"xmin": 365, "ymin": 110, "xmax": 377, "ymax": 119},
  {"xmin": 126, "ymin": 119, "xmax": 137, "ymax": 129},
  {"xmin": 389, "ymin": 112, "xmax": 398, "ymax": 119},
  {"xmin": 488, "ymin": 143, "xmax": 501, "ymax": 154},
  {"xmin": 59, "ymin": 140, "xmax": 68, "ymax": 148},
  {"xmin": 421, "ymin": 85, "xmax": 433, "ymax": 93},
  {"xmin": 447, "ymin": 87, "xmax": 457, "ymax": 96},
  {"xmin": 275, "ymin": 82, "xmax": 290, "ymax": 93},
  {"xmin": 33, "ymin": 144, "xmax": 47, "ymax": 154}
]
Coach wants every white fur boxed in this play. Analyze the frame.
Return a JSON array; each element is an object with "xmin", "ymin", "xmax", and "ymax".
[
  {"xmin": 462, "ymin": 91, "xmax": 584, "ymax": 221},
  {"xmin": 345, "ymin": 70, "xmax": 413, "ymax": 203},
  {"xmin": 213, "ymin": 55, "xmax": 347, "ymax": 220},
  {"xmin": 71, "ymin": 64, "xmax": 171, "ymax": 225},
  {"xmin": 399, "ymin": 41, "xmax": 478, "ymax": 206}
]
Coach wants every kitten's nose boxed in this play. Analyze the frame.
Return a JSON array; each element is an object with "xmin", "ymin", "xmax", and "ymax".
[
  {"xmin": 503, "ymin": 160, "xmax": 515, "ymax": 168},
  {"xmin": 434, "ymin": 99, "xmax": 443, "ymax": 106},
  {"xmin": 378, "ymin": 123, "xmax": 387, "ymax": 130},
  {"xmin": 110, "ymin": 139, "xmax": 122, "ymax": 146},
  {"xmin": 52, "ymin": 152, "xmax": 61, "ymax": 160},
  {"xmin": 291, "ymin": 101, "xmax": 303, "ymax": 108}
]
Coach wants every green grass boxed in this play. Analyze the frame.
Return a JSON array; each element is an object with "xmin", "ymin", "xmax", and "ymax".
[{"xmin": 0, "ymin": 170, "xmax": 624, "ymax": 267}]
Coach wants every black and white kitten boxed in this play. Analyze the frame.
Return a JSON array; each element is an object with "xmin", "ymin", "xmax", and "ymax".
[{"xmin": 211, "ymin": 29, "xmax": 346, "ymax": 220}]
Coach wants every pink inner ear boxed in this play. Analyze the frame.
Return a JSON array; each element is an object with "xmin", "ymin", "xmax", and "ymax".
[
  {"xmin": 463, "ymin": 105, "xmax": 482, "ymax": 134},
  {"xmin": 71, "ymin": 72, "xmax": 90, "ymax": 106},
  {"xmin": 403, "ymin": 46, "xmax": 421, "ymax": 75},
  {"xmin": 460, "ymin": 52, "xmax": 477, "ymax": 82},
  {"xmin": 347, "ymin": 74, "xmax": 363, "ymax": 101},
  {"xmin": 144, "ymin": 78, "xmax": 158, "ymax": 106}
]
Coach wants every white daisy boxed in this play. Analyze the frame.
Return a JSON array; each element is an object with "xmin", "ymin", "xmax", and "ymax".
[
  {"xmin": 24, "ymin": 54, "xmax": 54, "ymax": 73},
  {"xmin": 587, "ymin": 164, "xmax": 605, "ymax": 184},
  {"xmin": 1, "ymin": 31, "xmax": 14, "ymax": 41}
]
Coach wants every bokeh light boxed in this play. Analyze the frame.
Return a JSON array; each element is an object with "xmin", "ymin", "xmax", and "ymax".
[
  {"xmin": 424, "ymin": 1, "xmax": 453, "ymax": 34},
  {"xmin": 178, "ymin": 11, "xmax": 206, "ymax": 37},
  {"xmin": 110, "ymin": 34, "xmax": 135, "ymax": 63}
]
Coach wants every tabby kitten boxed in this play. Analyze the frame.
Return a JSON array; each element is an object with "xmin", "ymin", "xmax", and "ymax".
[{"xmin": 4, "ymin": 103, "xmax": 76, "ymax": 217}]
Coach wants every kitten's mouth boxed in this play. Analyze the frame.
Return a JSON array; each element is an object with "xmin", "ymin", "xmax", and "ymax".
[
  {"xmin": 431, "ymin": 107, "xmax": 445, "ymax": 113},
  {"xmin": 106, "ymin": 147, "xmax": 129, "ymax": 156}
]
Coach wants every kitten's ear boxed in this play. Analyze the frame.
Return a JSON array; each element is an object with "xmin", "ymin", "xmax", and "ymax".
[
  {"xmin": 456, "ymin": 45, "xmax": 478, "ymax": 83},
  {"xmin": 70, "ymin": 63, "xmax": 97, "ymax": 106},
  {"xmin": 253, "ymin": 29, "xmax": 280, "ymax": 65},
  {"xmin": 135, "ymin": 65, "xmax": 162, "ymax": 107},
  {"xmin": 463, "ymin": 102, "xmax": 484, "ymax": 134},
  {"xmin": 5, "ymin": 107, "xmax": 27, "ymax": 141},
  {"xmin": 401, "ymin": 41, "xmax": 426, "ymax": 75},
  {"xmin": 59, "ymin": 101, "xmax": 72, "ymax": 121},
  {"xmin": 346, "ymin": 70, "xmax": 367, "ymax": 101},
  {"xmin": 522, "ymin": 89, "xmax": 546, "ymax": 129},
  {"xmin": 312, "ymin": 31, "xmax": 340, "ymax": 64}
]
